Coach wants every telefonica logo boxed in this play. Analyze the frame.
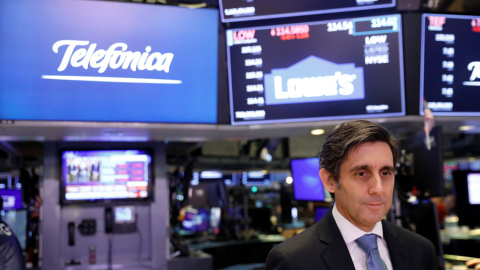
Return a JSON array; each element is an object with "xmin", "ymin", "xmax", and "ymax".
[
  {"xmin": 264, "ymin": 56, "xmax": 364, "ymax": 105},
  {"xmin": 41, "ymin": 40, "xmax": 182, "ymax": 84}
]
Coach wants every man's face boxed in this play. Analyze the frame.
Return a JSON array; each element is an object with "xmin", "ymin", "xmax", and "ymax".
[{"xmin": 321, "ymin": 141, "xmax": 395, "ymax": 232}]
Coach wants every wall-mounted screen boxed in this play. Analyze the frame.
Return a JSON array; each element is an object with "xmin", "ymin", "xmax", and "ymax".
[
  {"xmin": 453, "ymin": 170, "xmax": 480, "ymax": 228},
  {"xmin": 227, "ymin": 14, "xmax": 405, "ymax": 125},
  {"xmin": 0, "ymin": 189, "xmax": 23, "ymax": 211},
  {"xmin": 467, "ymin": 173, "xmax": 480, "ymax": 205},
  {"xmin": 0, "ymin": 1, "xmax": 218, "ymax": 123},
  {"xmin": 219, "ymin": 0, "xmax": 395, "ymax": 23},
  {"xmin": 241, "ymin": 171, "xmax": 272, "ymax": 186},
  {"xmin": 60, "ymin": 150, "xmax": 153, "ymax": 205},
  {"xmin": 291, "ymin": 157, "xmax": 328, "ymax": 202},
  {"xmin": 420, "ymin": 14, "xmax": 480, "ymax": 115}
]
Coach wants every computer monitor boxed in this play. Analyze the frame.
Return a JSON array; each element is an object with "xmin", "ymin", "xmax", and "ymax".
[
  {"xmin": 420, "ymin": 14, "xmax": 480, "ymax": 116},
  {"xmin": 291, "ymin": 157, "xmax": 329, "ymax": 202},
  {"xmin": 188, "ymin": 180, "xmax": 228, "ymax": 208},
  {"xmin": 227, "ymin": 14, "xmax": 405, "ymax": 125},
  {"xmin": 60, "ymin": 149, "xmax": 153, "ymax": 205},
  {"xmin": 182, "ymin": 208, "xmax": 209, "ymax": 233},
  {"xmin": 0, "ymin": 189, "xmax": 23, "ymax": 211},
  {"xmin": 452, "ymin": 170, "xmax": 480, "ymax": 228}
]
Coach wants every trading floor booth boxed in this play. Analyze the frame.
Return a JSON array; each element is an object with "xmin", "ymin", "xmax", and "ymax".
[{"xmin": 40, "ymin": 142, "xmax": 169, "ymax": 269}]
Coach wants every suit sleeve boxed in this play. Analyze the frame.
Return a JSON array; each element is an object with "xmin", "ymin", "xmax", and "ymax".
[{"xmin": 265, "ymin": 246, "xmax": 293, "ymax": 270}]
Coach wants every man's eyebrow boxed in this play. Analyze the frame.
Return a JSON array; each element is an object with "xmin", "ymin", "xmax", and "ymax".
[
  {"xmin": 381, "ymin": 166, "xmax": 395, "ymax": 171},
  {"xmin": 349, "ymin": 165, "xmax": 370, "ymax": 173},
  {"xmin": 349, "ymin": 165, "xmax": 395, "ymax": 173}
]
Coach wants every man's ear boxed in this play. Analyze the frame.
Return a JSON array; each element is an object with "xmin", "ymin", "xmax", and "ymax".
[{"xmin": 320, "ymin": 168, "xmax": 337, "ymax": 193}]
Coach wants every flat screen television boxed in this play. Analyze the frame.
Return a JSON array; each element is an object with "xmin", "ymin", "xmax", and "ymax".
[
  {"xmin": 60, "ymin": 150, "xmax": 153, "ymax": 205},
  {"xmin": 291, "ymin": 157, "xmax": 327, "ymax": 202},
  {"xmin": 219, "ymin": 0, "xmax": 395, "ymax": 23},
  {"xmin": 420, "ymin": 14, "xmax": 480, "ymax": 116},
  {"xmin": 226, "ymin": 14, "xmax": 405, "ymax": 125},
  {"xmin": 241, "ymin": 171, "xmax": 272, "ymax": 186},
  {"xmin": 182, "ymin": 208, "xmax": 209, "ymax": 233},
  {"xmin": 188, "ymin": 180, "xmax": 228, "ymax": 208},
  {"xmin": 453, "ymin": 170, "xmax": 480, "ymax": 228},
  {"xmin": 0, "ymin": 189, "xmax": 23, "ymax": 211},
  {"xmin": 0, "ymin": 0, "xmax": 218, "ymax": 123}
]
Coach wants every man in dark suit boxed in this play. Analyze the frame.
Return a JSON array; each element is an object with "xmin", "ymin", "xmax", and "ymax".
[
  {"xmin": 265, "ymin": 120, "xmax": 436, "ymax": 270},
  {"xmin": 0, "ymin": 197, "xmax": 25, "ymax": 270}
]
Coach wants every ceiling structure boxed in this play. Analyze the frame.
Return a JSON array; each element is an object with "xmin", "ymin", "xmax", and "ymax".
[{"xmin": 2, "ymin": 115, "xmax": 480, "ymax": 172}]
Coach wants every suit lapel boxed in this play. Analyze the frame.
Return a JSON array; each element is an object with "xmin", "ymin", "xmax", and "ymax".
[
  {"xmin": 317, "ymin": 208, "xmax": 356, "ymax": 270},
  {"xmin": 383, "ymin": 220, "xmax": 406, "ymax": 270}
]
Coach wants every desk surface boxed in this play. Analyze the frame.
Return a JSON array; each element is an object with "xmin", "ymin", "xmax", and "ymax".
[{"xmin": 188, "ymin": 234, "xmax": 286, "ymax": 250}]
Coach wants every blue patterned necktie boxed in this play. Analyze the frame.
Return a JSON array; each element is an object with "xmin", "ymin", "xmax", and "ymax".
[{"xmin": 356, "ymin": 234, "xmax": 388, "ymax": 270}]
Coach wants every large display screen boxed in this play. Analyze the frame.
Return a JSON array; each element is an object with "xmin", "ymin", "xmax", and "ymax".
[
  {"xmin": 291, "ymin": 157, "xmax": 327, "ymax": 202},
  {"xmin": 60, "ymin": 150, "xmax": 153, "ymax": 205},
  {"xmin": 421, "ymin": 14, "xmax": 480, "ymax": 115},
  {"xmin": 0, "ymin": 1, "xmax": 218, "ymax": 123},
  {"xmin": 468, "ymin": 173, "xmax": 480, "ymax": 205},
  {"xmin": 0, "ymin": 189, "xmax": 23, "ymax": 211},
  {"xmin": 219, "ymin": 0, "xmax": 395, "ymax": 23},
  {"xmin": 227, "ymin": 14, "xmax": 405, "ymax": 125}
]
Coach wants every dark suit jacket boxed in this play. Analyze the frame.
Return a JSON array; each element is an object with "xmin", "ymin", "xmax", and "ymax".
[{"xmin": 265, "ymin": 208, "xmax": 437, "ymax": 270}]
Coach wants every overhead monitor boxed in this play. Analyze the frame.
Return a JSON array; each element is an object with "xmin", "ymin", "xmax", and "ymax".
[
  {"xmin": 60, "ymin": 150, "xmax": 153, "ymax": 205},
  {"xmin": 467, "ymin": 172, "xmax": 480, "ymax": 205},
  {"xmin": 226, "ymin": 14, "xmax": 405, "ymax": 125},
  {"xmin": 420, "ymin": 14, "xmax": 480, "ymax": 115},
  {"xmin": 241, "ymin": 171, "xmax": 272, "ymax": 186},
  {"xmin": 0, "ymin": 1, "xmax": 218, "ymax": 123},
  {"xmin": 219, "ymin": 0, "xmax": 395, "ymax": 23},
  {"xmin": 0, "ymin": 189, "xmax": 23, "ymax": 211}
]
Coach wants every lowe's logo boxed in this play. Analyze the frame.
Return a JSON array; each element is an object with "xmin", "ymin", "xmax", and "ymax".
[{"xmin": 264, "ymin": 56, "xmax": 364, "ymax": 105}]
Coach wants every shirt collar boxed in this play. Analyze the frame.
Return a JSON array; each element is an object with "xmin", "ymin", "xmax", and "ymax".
[{"xmin": 332, "ymin": 203, "xmax": 384, "ymax": 244}]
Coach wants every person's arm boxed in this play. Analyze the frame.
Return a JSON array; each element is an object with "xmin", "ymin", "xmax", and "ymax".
[{"xmin": 466, "ymin": 258, "xmax": 480, "ymax": 269}]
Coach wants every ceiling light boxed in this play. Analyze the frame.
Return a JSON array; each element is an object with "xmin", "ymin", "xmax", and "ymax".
[
  {"xmin": 310, "ymin": 129, "xmax": 325, "ymax": 135},
  {"xmin": 459, "ymin": 125, "xmax": 474, "ymax": 131}
]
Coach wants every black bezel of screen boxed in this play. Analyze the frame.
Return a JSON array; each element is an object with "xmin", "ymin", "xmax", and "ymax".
[{"xmin": 219, "ymin": 0, "xmax": 396, "ymax": 23}]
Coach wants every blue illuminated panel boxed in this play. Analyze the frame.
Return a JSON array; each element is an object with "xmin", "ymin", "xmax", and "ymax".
[{"xmin": 0, "ymin": 1, "xmax": 218, "ymax": 123}]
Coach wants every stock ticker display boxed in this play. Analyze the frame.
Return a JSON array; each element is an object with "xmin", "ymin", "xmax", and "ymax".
[
  {"xmin": 226, "ymin": 14, "xmax": 405, "ymax": 125},
  {"xmin": 421, "ymin": 14, "xmax": 480, "ymax": 115},
  {"xmin": 219, "ymin": 0, "xmax": 395, "ymax": 22}
]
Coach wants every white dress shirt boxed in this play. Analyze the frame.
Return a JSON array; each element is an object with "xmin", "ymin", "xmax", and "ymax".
[{"xmin": 332, "ymin": 203, "xmax": 393, "ymax": 270}]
